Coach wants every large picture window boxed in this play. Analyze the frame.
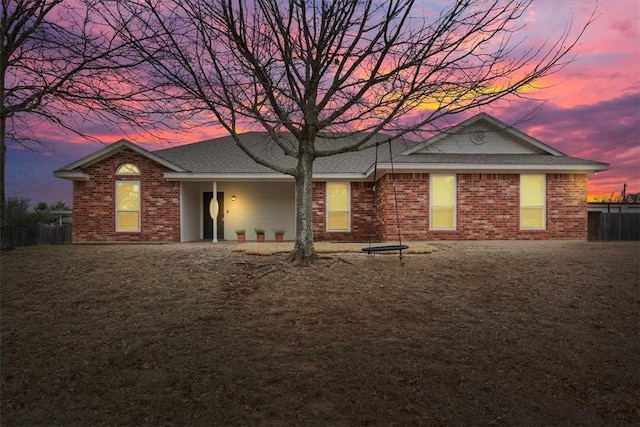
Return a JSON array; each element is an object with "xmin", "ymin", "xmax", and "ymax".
[
  {"xmin": 116, "ymin": 181, "xmax": 140, "ymax": 232},
  {"xmin": 520, "ymin": 175, "xmax": 545, "ymax": 229},
  {"xmin": 430, "ymin": 174, "xmax": 456, "ymax": 230},
  {"xmin": 327, "ymin": 182, "xmax": 350, "ymax": 231}
]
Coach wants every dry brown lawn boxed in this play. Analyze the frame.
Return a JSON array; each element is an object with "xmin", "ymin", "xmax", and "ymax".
[{"xmin": 1, "ymin": 240, "xmax": 639, "ymax": 426}]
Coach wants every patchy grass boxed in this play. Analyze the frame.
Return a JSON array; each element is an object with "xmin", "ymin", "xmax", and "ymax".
[{"xmin": 1, "ymin": 241, "xmax": 638, "ymax": 426}]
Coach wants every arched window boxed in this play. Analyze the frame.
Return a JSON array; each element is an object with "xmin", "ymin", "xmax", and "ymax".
[
  {"xmin": 116, "ymin": 163, "xmax": 140, "ymax": 175},
  {"xmin": 115, "ymin": 163, "xmax": 140, "ymax": 232}
]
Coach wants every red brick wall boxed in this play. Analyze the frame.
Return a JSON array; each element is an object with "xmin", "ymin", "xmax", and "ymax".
[
  {"xmin": 72, "ymin": 149, "xmax": 180, "ymax": 242},
  {"xmin": 375, "ymin": 173, "xmax": 588, "ymax": 241},
  {"xmin": 72, "ymin": 163, "xmax": 586, "ymax": 243},
  {"xmin": 546, "ymin": 174, "xmax": 589, "ymax": 238},
  {"xmin": 453, "ymin": 173, "xmax": 522, "ymax": 240},
  {"xmin": 376, "ymin": 174, "xmax": 429, "ymax": 241},
  {"xmin": 312, "ymin": 181, "xmax": 377, "ymax": 241}
]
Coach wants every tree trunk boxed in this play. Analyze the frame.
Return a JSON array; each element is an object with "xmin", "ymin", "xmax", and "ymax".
[
  {"xmin": 288, "ymin": 149, "xmax": 317, "ymax": 266},
  {"xmin": 0, "ymin": 115, "xmax": 10, "ymax": 250},
  {"xmin": 0, "ymin": 115, "xmax": 5, "ymax": 228}
]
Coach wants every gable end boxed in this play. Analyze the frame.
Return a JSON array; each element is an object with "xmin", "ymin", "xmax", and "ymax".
[{"xmin": 54, "ymin": 140, "xmax": 185, "ymax": 181}]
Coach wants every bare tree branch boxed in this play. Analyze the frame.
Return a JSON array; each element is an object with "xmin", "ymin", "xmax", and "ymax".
[
  {"xmin": 0, "ymin": 0, "xmax": 194, "ymax": 226},
  {"xmin": 86, "ymin": 0, "xmax": 599, "ymax": 262}
]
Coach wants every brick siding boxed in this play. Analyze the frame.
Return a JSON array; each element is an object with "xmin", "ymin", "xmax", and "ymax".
[
  {"xmin": 373, "ymin": 173, "xmax": 588, "ymax": 241},
  {"xmin": 72, "ymin": 149, "xmax": 180, "ymax": 242},
  {"xmin": 312, "ymin": 172, "xmax": 587, "ymax": 242},
  {"xmin": 73, "ymin": 157, "xmax": 587, "ymax": 242},
  {"xmin": 312, "ymin": 181, "xmax": 377, "ymax": 241}
]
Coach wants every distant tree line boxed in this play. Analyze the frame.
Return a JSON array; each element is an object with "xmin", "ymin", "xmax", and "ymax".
[
  {"xmin": 589, "ymin": 183, "xmax": 640, "ymax": 203},
  {"xmin": 3, "ymin": 197, "xmax": 70, "ymax": 227}
]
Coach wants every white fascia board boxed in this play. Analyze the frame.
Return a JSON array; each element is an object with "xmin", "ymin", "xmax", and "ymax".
[
  {"xmin": 164, "ymin": 173, "xmax": 294, "ymax": 181},
  {"xmin": 313, "ymin": 173, "xmax": 368, "ymax": 180},
  {"xmin": 371, "ymin": 162, "xmax": 610, "ymax": 174},
  {"xmin": 165, "ymin": 172, "xmax": 368, "ymax": 181},
  {"xmin": 53, "ymin": 171, "xmax": 90, "ymax": 181}
]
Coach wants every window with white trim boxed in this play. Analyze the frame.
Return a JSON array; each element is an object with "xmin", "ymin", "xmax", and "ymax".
[
  {"xmin": 326, "ymin": 182, "xmax": 350, "ymax": 231},
  {"xmin": 430, "ymin": 174, "xmax": 456, "ymax": 230},
  {"xmin": 116, "ymin": 181, "xmax": 140, "ymax": 232},
  {"xmin": 520, "ymin": 174, "xmax": 545, "ymax": 229}
]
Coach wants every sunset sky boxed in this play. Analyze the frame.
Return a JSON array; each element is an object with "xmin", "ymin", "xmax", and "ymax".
[{"xmin": 5, "ymin": 0, "xmax": 639, "ymax": 206}]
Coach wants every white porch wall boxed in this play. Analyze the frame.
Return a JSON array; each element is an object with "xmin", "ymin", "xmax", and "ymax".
[
  {"xmin": 180, "ymin": 182, "xmax": 201, "ymax": 242},
  {"xmin": 180, "ymin": 181, "xmax": 296, "ymax": 241}
]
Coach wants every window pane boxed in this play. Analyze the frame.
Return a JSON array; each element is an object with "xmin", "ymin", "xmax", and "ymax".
[
  {"xmin": 432, "ymin": 207, "xmax": 454, "ymax": 229},
  {"xmin": 116, "ymin": 181, "xmax": 140, "ymax": 232},
  {"xmin": 327, "ymin": 182, "xmax": 350, "ymax": 231},
  {"xmin": 118, "ymin": 212, "xmax": 139, "ymax": 231},
  {"xmin": 520, "ymin": 175, "xmax": 545, "ymax": 230},
  {"xmin": 432, "ymin": 175, "xmax": 455, "ymax": 206},
  {"xmin": 116, "ymin": 163, "xmax": 140, "ymax": 175},
  {"xmin": 521, "ymin": 175, "xmax": 544, "ymax": 206},
  {"xmin": 327, "ymin": 183, "xmax": 348, "ymax": 210},
  {"xmin": 521, "ymin": 207, "xmax": 544, "ymax": 229},
  {"xmin": 117, "ymin": 182, "xmax": 139, "ymax": 210},
  {"xmin": 328, "ymin": 212, "xmax": 349, "ymax": 230},
  {"xmin": 431, "ymin": 174, "xmax": 456, "ymax": 230}
]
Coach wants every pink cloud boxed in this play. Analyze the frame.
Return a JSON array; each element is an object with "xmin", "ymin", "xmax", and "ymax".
[
  {"xmin": 5, "ymin": 0, "xmax": 639, "ymax": 204},
  {"xmin": 529, "ymin": 1, "xmax": 639, "ymax": 108}
]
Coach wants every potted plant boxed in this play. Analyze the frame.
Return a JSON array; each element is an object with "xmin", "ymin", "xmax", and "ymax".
[
  {"xmin": 254, "ymin": 227, "xmax": 265, "ymax": 242},
  {"xmin": 273, "ymin": 228, "xmax": 286, "ymax": 242},
  {"xmin": 235, "ymin": 228, "xmax": 246, "ymax": 243}
]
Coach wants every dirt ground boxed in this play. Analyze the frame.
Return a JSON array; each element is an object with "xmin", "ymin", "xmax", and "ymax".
[{"xmin": 1, "ymin": 240, "xmax": 638, "ymax": 426}]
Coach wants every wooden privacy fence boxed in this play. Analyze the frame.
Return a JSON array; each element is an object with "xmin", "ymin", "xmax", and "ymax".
[
  {"xmin": 1, "ymin": 224, "xmax": 72, "ymax": 248},
  {"xmin": 588, "ymin": 212, "xmax": 640, "ymax": 241}
]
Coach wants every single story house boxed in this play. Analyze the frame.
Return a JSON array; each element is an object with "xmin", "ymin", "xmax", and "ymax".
[{"xmin": 54, "ymin": 113, "xmax": 609, "ymax": 243}]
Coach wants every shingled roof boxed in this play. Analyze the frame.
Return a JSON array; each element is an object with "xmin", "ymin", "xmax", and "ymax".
[
  {"xmin": 154, "ymin": 132, "xmax": 416, "ymax": 175},
  {"xmin": 54, "ymin": 113, "xmax": 609, "ymax": 181}
]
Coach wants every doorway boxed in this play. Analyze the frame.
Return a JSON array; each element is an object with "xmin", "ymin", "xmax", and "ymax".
[{"xmin": 203, "ymin": 192, "xmax": 224, "ymax": 240}]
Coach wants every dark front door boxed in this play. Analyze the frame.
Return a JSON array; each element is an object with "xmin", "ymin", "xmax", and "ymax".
[{"xmin": 203, "ymin": 192, "xmax": 224, "ymax": 240}]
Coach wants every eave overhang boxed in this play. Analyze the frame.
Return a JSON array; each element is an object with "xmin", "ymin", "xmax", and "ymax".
[
  {"xmin": 164, "ymin": 173, "xmax": 293, "ymax": 182},
  {"xmin": 164, "ymin": 161, "xmax": 608, "ymax": 184},
  {"xmin": 52, "ymin": 171, "xmax": 90, "ymax": 181},
  {"xmin": 366, "ymin": 162, "xmax": 610, "ymax": 176},
  {"xmin": 163, "ymin": 172, "xmax": 369, "ymax": 181}
]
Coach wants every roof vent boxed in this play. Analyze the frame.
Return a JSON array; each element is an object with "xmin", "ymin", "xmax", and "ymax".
[{"xmin": 470, "ymin": 127, "xmax": 486, "ymax": 145}]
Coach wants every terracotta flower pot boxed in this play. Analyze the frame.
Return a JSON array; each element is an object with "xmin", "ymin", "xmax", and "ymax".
[
  {"xmin": 275, "ymin": 234, "xmax": 284, "ymax": 242},
  {"xmin": 257, "ymin": 234, "xmax": 265, "ymax": 242},
  {"xmin": 237, "ymin": 234, "xmax": 246, "ymax": 242}
]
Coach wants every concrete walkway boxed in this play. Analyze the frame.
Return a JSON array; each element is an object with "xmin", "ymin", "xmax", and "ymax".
[{"xmin": 231, "ymin": 241, "xmax": 436, "ymax": 255}]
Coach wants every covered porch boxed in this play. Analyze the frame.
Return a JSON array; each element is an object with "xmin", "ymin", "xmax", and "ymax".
[{"xmin": 178, "ymin": 181, "xmax": 297, "ymax": 242}]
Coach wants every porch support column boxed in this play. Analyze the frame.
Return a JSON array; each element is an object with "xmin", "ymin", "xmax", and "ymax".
[{"xmin": 212, "ymin": 181, "xmax": 218, "ymax": 243}]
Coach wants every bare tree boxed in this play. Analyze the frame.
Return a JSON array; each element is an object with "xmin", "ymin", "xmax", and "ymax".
[
  {"xmin": 96, "ymin": 0, "xmax": 593, "ymax": 264},
  {"xmin": 0, "ymin": 0, "xmax": 162, "ymax": 227}
]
